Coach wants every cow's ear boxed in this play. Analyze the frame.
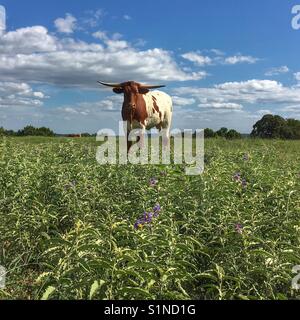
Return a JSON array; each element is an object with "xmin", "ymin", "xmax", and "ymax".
[
  {"xmin": 139, "ymin": 88, "xmax": 149, "ymax": 94},
  {"xmin": 113, "ymin": 87, "xmax": 124, "ymax": 94}
]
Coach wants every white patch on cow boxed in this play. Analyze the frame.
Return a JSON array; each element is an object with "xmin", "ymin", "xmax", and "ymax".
[{"xmin": 142, "ymin": 90, "xmax": 173, "ymax": 131}]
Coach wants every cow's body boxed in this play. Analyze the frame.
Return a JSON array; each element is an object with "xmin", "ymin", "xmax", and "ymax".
[
  {"xmin": 99, "ymin": 81, "xmax": 173, "ymax": 151},
  {"xmin": 128, "ymin": 90, "xmax": 172, "ymax": 131}
]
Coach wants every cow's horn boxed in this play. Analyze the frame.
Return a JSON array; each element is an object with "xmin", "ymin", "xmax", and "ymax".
[
  {"xmin": 140, "ymin": 84, "xmax": 166, "ymax": 89},
  {"xmin": 97, "ymin": 81, "xmax": 122, "ymax": 88}
]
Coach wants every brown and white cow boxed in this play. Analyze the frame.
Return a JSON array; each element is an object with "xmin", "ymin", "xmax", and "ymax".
[{"xmin": 98, "ymin": 81, "xmax": 173, "ymax": 151}]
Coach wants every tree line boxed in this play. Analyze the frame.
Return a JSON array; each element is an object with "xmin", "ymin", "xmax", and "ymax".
[
  {"xmin": 0, "ymin": 126, "xmax": 94, "ymax": 137},
  {"xmin": 1, "ymin": 115, "xmax": 300, "ymax": 139},
  {"xmin": 204, "ymin": 115, "xmax": 300, "ymax": 139},
  {"xmin": 204, "ymin": 127, "xmax": 242, "ymax": 139}
]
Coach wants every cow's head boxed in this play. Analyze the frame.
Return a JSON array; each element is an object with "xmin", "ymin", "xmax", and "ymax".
[{"xmin": 98, "ymin": 81, "xmax": 165, "ymax": 110}]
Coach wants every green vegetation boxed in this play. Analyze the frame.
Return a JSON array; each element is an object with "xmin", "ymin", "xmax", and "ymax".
[
  {"xmin": 0, "ymin": 126, "xmax": 55, "ymax": 137},
  {"xmin": 251, "ymin": 115, "xmax": 300, "ymax": 139},
  {"xmin": 0, "ymin": 137, "xmax": 299, "ymax": 300},
  {"xmin": 204, "ymin": 127, "xmax": 242, "ymax": 139}
]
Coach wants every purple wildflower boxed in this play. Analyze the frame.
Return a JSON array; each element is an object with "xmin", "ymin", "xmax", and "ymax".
[
  {"xmin": 134, "ymin": 204, "xmax": 162, "ymax": 230},
  {"xmin": 153, "ymin": 204, "xmax": 161, "ymax": 212},
  {"xmin": 153, "ymin": 204, "xmax": 161, "ymax": 217},
  {"xmin": 235, "ymin": 223, "xmax": 243, "ymax": 234},
  {"xmin": 143, "ymin": 212, "xmax": 153, "ymax": 223},
  {"xmin": 134, "ymin": 219, "xmax": 145, "ymax": 230},
  {"xmin": 149, "ymin": 178, "xmax": 158, "ymax": 187}
]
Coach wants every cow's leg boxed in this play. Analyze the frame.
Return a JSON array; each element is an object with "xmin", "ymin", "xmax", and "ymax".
[
  {"xmin": 126, "ymin": 121, "xmax": 133, "ymax": 153},
  {"xmin": 138, "ymin": 126, "xmax": 146, "ymax": 149},
  {"xmin": 163, "ymin": 109, "xmax": 173, "ymax": 147},
  {"xmin": 127, "ymin": 132, "xmax": 132, "ymax": 153},
  {"xmin": 162, "ymin": 124, "xmax": 171, "ymax": 147}
]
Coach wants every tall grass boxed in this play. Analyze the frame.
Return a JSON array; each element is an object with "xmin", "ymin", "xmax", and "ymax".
[{"xmin": 0, "ymin": 137, "xmax": 299, "ymax": 300}]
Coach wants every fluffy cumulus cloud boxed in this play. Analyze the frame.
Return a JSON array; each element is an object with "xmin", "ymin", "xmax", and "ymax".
[
  {"xmin": 0, "ymin": 26, "xmax": 57, "ymax": 54},
  {"xmin": 0, "ymin": 17, "xmax": 206, "ymax": 90},
  {"xmin": 173, "ymin": 80, "xmax": 300, "ymax": 115},
  {"xmin": 0, "ymin": 82, "xmax": 45, "ymax": 107},
  {"xmin": 54, "ymin": 13, "xmax": 77, "ymax": 34}
]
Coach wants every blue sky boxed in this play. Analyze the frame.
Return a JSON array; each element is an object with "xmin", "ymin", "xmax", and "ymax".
[{"xmin": 0, "ymin": 0, "xmax": 300, "ymax": 133}]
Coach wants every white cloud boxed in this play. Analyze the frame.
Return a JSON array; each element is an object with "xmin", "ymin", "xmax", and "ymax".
[
  {"xmin": 173, "ymin": 80, "xmax": 300, "ymax": 112},
  {"xmin": 199, "ymin": 102, "xmax": 243, "ymax": 110},
  {"xmin": 82, "ymin": 9, "xmax": 105, "ymax": 28},
  {"xmin": 123, "ymin": 15, "xmax": 132, "ymax": 21},
  {"xmin": 0, "ymin": 82, "xmax": 45, "ymax": 107},
  {"xmin": 294, "ymin": 72, "xmax": 300, "ymax": 81},
  {"xmin": 210, "ymin": 49, "xmax": 225, "ymax": 56},
  {"xmin": 0, "ymin": 18, "xmax": 206, "ymax": 88},
  {"xmin": 54, "ymin": 13, "xmax": 77, "ymax": 34},
  {"xmin": 181, "ymin": 52, "xmax": 212, "ymax": 66},
  {"xmin": 0, "ymin": 5, "xmax": 6, "ymax": 34},
  {"xmin": 182, "ymin": 51, "xmax": 259, "ymax": 66},
  {"xmin": 92, "ymin": 31, "xmax": 107, "ymax": 40},
  {"xmin": 224, "ymin": 55, "xmax": 259, "ymax": 65},
  {"xmin": 134, "ymin": 38, "xmax": 147, "ymax": 47},
  {"xmin": 265, "ymin": 66, "xmax": 289, "ymax": 76},
  {"xmin": 172, "ymin": 96, "xmax": 196, "ymax": 107},
  {"xmin": 0, "ymin": 26, "xmax": 57, "ymax": 53}
]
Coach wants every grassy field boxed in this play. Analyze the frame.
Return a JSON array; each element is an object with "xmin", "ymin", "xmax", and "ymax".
[{"xmin": 0, "ymin": 136, "xmax": 300, "ymax": 300}]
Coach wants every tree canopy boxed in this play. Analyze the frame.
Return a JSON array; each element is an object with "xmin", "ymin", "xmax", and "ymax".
[{"xmin": 251, "ymin": 115, "xmax": 300, "ymax": 139}]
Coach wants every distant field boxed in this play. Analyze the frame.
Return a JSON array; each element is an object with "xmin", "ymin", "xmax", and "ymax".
[{"xmin": 0, "ymin": 137, "xmax": 300, "ymax": 300}]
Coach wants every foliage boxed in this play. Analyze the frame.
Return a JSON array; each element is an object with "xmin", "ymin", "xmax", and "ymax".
[
  {"xmin": 226, "ymin": 129, "xmax": 242, "ymax": 140},
  {"xmin": 0, "ymin": 137, "xmax": 300, "ymax": 300},
  {"xmin": 204, "ymin": 128, "xmax": 242, "ymax": 140},
  {"xmin": 17, "ymin": 126, "xmax": 55, "ymax": 137},
  {"xmin": 0, "ymin": 127, "xmax": 17, "ymax": 137},
  {"xmin": 204, "ymin": 128, "xmax": 216, "ymax": 138},
  {"xmin": 216, "ymin": 127, "xmax": 228, "ymax": 138},
  {"xmin": 251, "ymin": 115, "xmax": 300, "ymax": 139}
]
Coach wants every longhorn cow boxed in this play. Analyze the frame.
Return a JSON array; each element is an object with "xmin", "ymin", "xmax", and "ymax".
[{"xmin": 98, "ymin": 81, "xmax": 173, "ymax": 151}]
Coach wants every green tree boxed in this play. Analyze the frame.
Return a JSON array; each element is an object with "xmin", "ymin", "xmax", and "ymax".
[
  {"xmin": 36, "ymin": 127, "xmax": 55, "ymax": 137},
  {"xmin": 226, "ymin": 129, "xmax": 242, "ymax": 139},
  {"xmin": 286, "ymin": 118, "xmax": 300, "ymax": 139},
  {"xmin": 204, "ymin": 128, "xmax": 216, "ymax": 138},
  {"xmin": 0, "ymin": 127, "xmax": 5, "ymax": 136},
  {"xmin": 216, "ymin": 127, "xmax": 228, "ymax": 137},
  {"xmin": 251, "ymin": 115, "xmax": 287, "ymax": 139},
  {"xmin": 17, "ymin": 125, "xmax": 55, "ymax": 137}
]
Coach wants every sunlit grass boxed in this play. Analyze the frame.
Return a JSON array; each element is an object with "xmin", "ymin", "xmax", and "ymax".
[{"xmin": 0, "ymin": 137, "xmax": 300, "ymax": 300}]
